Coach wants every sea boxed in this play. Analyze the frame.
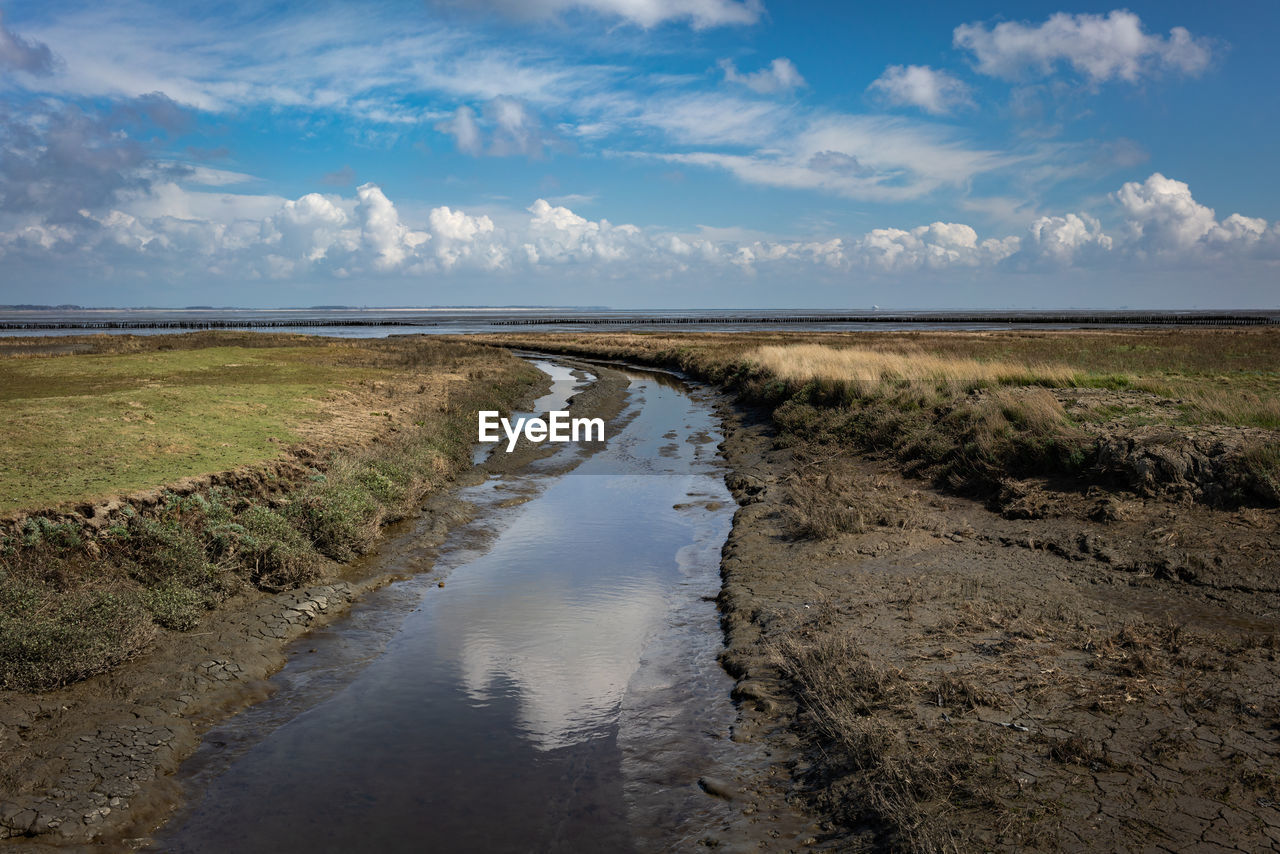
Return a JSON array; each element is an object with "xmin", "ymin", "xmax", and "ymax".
[{"xmin": 0, "ymin": 307, "xmax": 1276, "ymax": 338}]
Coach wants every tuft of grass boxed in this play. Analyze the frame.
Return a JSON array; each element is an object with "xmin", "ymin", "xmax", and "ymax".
[
  {"xmin": 0, "ymin": 579, "xmax": 154, "ymax": 691},
  {"xmin": 1239, "ymin": 441, "xmax": 1280, "ymax": 503},
  {"xmin": 221, "ymin": 504, "xmax": 324, "ymax": 593},
  {"xmin": 140, "ymin": 583, "xmax": 209, "ymax": 632},
  {"xmin": 774, "ymin": 620, "xmax": 1010, "ymax": 854},
  {"xmin": 783, "ymin": 470, "xmax": 868, "ymax": 540}
]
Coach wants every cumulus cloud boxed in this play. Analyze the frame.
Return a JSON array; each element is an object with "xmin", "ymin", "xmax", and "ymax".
[
  {"xmin": 460, "ymin": 0, "xmax": 763, "ymax": 28},
  {"xmin": 1, "ymin": 170, "xmax": 1274, "ymax": 287},
  {"xmin": 1023, "ymin": 213, "xmax": 1113, "ymax": 265},
  {"xmin": 954, "ymin": 10, "xmax": 1213, "ymax": 83},
  {"xmin": 867, "ymin": 65, "xmax": 972, "ymax": 115},
  {"xmin": 0, "ymin": 10, "xmax": 55, "ymax": 74},
  {"xmin": 719, "ymin": 57, "xmax": 806, "ymax": 94},
  {"xmin": 1112, "ymin": 172, "xmax": 1274, "ymax": 257},
  {"xmin": 858, "ymin": 222, "xmax": 1019, "ymax": 271},
  {"xmin": 357, "ymin": 183, "xmax": 430, "ymax": 270},
  {"xmin": 269, "ymin": 193, "xmax": 355, "ymax": 262},
  {"xmin": 524, "ymin": 198, "xmax": 645, "ymax": 264},
  {"xmin": 429, "ymin": 206, "xmax": 500, "ymax": 269}
]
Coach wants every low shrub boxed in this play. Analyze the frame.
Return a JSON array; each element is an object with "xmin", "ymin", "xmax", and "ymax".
[{"xmin": 0, "ymin": 579, "xmax": 154, "ymax": 691}]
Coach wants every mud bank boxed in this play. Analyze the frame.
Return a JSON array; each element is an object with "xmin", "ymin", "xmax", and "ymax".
[
  {"xmin": 0, "ymin": 359, "xmax": 634, "ymax": 848},
  {"xmin": 709, "ymin": 400, "xmax": 1280, "ymax": 851}
]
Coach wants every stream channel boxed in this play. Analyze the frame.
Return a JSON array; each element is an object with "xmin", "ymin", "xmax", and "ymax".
[{"xmin": 149, "ymin": 359, "xmax": 764, "ymax": 852}]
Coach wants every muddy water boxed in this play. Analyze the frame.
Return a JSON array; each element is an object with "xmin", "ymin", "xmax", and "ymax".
[{"xmin": 151, "ymin": 363, "xmax": 751, "ymax": 853}]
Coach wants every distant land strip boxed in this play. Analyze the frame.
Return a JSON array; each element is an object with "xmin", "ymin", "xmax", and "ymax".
[
  {"xmin": 0, "ymin": 312, "xmax": 1277, "ymax": 331},
  {"xmin": 491, "ymin": 312, "xmax": 1279, "ymax": 327}
]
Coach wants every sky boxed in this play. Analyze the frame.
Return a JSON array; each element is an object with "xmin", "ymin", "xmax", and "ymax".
[{"xmin": 0, "ymin": 0, "xmax": 1277, "ymax": 309}]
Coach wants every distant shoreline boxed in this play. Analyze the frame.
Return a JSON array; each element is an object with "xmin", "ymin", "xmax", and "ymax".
[{"xmin": 1, "ymin": 307, "xmax": 1276, "ymax": 332}]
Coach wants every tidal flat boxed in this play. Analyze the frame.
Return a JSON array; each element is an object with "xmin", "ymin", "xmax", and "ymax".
[{"xmin": 1, "ymin": 328, "xmax": 1278, "ymax": 851}]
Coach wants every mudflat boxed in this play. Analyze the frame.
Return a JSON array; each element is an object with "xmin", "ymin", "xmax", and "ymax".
[
  {"xmin": 2, "ymin": 328, "xmax": 1277, "ymax": 851},
  {"xmin": 714, "ymin": 403, "xmax": 1280, "ymax": 851},
  {"xmin": 478, "ymin": 329, "xmax": 1280, "ymax": 851}
]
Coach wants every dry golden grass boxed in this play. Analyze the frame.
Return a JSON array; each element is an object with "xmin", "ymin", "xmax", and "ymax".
[
  {"xmin": 750, "ymin": 343, "xmax": 1078, "ymax": 396},
  {"xmin": 469, "ymin": 329, "xmax": 1280, "ymax": 501}
]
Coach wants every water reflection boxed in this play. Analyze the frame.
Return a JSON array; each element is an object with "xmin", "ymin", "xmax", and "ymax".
[{"xmin": 152, "ymin": 367, "xmax": 741, "ymax": 853}]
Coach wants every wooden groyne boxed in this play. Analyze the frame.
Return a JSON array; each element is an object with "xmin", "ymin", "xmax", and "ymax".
[{"xmin": 0, "ymin": 319, "xmax": 435, "ymax": 331}]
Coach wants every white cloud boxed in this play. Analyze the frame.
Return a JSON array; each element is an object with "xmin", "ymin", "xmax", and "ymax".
[
  {"xmin": 1112, "ymin": 172, "xmax": 1275, "ymax": 257},
  {"xmin": 719, "ymin": 57, "xmax": 806, "ymax": 94},
  {"xmin": 858, "ymin": 222, "xmax": 1019, "ymax": 271},
  {"xmin": 1024, "ymin": 213, "xmax": 1112, "ymax": 264},
  {"xmin": 954, "ymin": 10, "xmax": 1213, "ymax": 83},
  {"xmin": 628, "ymin": 91, "xmax": 789, "ymax": 146},
  {"xmin": 867, "ymin": 65, "xmax": 972, "ymax": 115},
  {"xmin": 465, "ymin": 0, "xmax": 763, "ymax": 28},
  {"xmin": 429, "ymin": 205, "xmax": 500, "ymax": 268},
  {"xmin": 436, "ymin": 99, "xmax": 556, "ymax": 157},
  {"xmin": 2, "ymin": 173, "xmax": 1274, "ymax": 287},
  {"xmin": 524, "ymin": 198, "xmax": 645, "ymax": 263},
  {"xmin": 639, "ymin": 113, "xmax": 1011, "ymax": 202},
  {"xmin": 19, "ymin": 3, "xmax": 614, "ymax": 115},
  {"xmin": 429, "ymin": 206, "xmax": 494, "ymax": 242},
  {"xmin": 356, "ymin": 183, "xmax": 430, "ymax": 270},
  {"xmin": 270, "ymin": 193, "xmax": 355, "ymax": 262},
  {"xmin": 486, "ymin": 97, "xmax": 552, "ymax": 157},
  {"xmin": 436, "ymin": 106, "xmax": 483, "ymax": 155}
]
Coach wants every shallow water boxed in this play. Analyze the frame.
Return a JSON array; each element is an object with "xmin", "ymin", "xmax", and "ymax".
[{"xmin": 150, "ymin": 362, "xmax": 747, "ymax": 852}]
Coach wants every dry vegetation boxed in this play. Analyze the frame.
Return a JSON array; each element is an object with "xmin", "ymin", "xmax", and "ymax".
[
  {"xmin": 751, "ymin": 343, "xmax": 1078, "ymax": 394},
  {"xmin": 0, "ymin": 333, "xmax": 540, "ymax": 691},
  {"xmin": 470, "ymin": 329, "xmax": 1280, "ymax": 506}
]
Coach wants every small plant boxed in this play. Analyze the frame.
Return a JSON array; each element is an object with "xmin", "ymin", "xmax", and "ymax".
[
  {"xmin": 141, "ymin": 583, "xmax": 209, "ymax": 631},
  {"xmin": 20, "ymin": 517, "xmax": 83, "ymax": 551},
  {"xmin": 0, "ymin": 581, "xmax": 154, "ymax": 691}
]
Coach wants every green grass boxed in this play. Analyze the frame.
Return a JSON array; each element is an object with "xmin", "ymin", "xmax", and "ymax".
[
  {"xmin": 0, "ymin": 346, "xmax": 390, "ymax": 512},
  {"xmin": 0, "ymin": 334, "xmax": 542, "ymax": 691}
]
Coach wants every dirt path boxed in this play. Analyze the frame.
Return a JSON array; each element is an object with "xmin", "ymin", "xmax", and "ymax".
[{"xmin": 710, "ymin": 400, "xmax": 1280, "ymax": 851}]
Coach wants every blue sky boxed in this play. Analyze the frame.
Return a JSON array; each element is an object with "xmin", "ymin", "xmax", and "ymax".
[{"xmin": 0, "ymin": 0, "xmax": 1276, "ymax": 308}]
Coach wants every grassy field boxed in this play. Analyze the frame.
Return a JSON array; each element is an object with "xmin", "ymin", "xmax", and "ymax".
[
  {"xmin": 0, "ymin": 333, "xmax": 541, "ymax": 691},
  {"xmin": 0, "ymin": 345, "xmax": 388, "ymax": 512}
]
